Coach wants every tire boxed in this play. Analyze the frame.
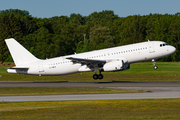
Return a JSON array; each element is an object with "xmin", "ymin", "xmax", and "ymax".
[
  {"xmin": 93, "ymin": 74, "xmax": 98, "ymax": 80},
  {"xmin": 154, "ymin": 66, "xmax": 158, "ymax": 70},
  {"xmin": 98, "ymin": 74, "xmax": 103, "ymax": 79}
]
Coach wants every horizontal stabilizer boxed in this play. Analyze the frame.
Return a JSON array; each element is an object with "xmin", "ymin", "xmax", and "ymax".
[
  {"xmin": 8, "ymin": 67, "xmax": 29, "ymax": 70},
  {"xmin": 7, "ymin": 67, "xmax": 29, "ymax": 74}
]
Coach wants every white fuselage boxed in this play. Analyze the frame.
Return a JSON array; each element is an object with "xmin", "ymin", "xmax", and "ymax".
[{"xmin": 7, "ymin": 41, "xmax": 176, "ymax": 75}]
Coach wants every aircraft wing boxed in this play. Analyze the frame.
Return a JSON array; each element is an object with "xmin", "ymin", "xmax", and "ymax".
[{"xmin": 66, "ymin": 57, "xmax": 106, "ymax": 68}]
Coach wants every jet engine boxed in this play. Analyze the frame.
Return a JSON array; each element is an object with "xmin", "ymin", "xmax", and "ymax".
[{"xmin": 103, "ymin": 60, "xmax": 130, "ymax": 72}]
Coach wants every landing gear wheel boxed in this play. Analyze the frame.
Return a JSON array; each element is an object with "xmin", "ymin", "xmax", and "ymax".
[
  {"xmin": 98, "ymin": 74, "xmax": 103, "ymax": 79},
  {"xmin": 152, "ymin": 59, "xmax": 158, "ymax": 70},
  {"xmin": 93, "ymin": 74, "xmax": 98, "ymax": 80},
  {"xmin": 154, "ymin": 66, "xmax": 158, "ymax": 70}
]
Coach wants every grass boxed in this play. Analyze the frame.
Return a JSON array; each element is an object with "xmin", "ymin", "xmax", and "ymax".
[
  {"xmin": 0, "ymin": 62, "xmax": 179, "ymax": 119},
  {"xmin": 0, "ymin": 88, "xmax": 148, "ymax": 96},
  {"xmin": 0, "ymin": 99, "xmax": 180, "ymax": 120},
  {"xmin": 0, "ymin": 62, "xmax": 180, "ymax": 81}
]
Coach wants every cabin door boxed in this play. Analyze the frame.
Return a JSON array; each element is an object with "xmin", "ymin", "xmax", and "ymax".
[
  {"xmin": 148, "ymin": 41, "xmax": 155, "ymax": 53},
  {"xmin": 38, "ymin": 62, "xmax": 45, "ymax": 73}
]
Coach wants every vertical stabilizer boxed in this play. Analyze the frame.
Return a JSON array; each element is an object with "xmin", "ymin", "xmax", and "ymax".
[{"xmin": 5, "ymin": 38, "xmax": 39, "ymax": 66}]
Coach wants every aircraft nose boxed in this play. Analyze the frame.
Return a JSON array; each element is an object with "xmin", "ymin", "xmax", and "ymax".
[{"xmin": 171, "ymin": 46, "xmax": 176, "ymax": 53}]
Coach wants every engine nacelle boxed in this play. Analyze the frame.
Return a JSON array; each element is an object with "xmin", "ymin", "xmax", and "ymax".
[
  {"xmin": 103, "ymin": 60, "xmax": 130, "ymax": 72},
  {"xmin": 78, "ymin": 65, "xmax": 91, "ymax": 72}
]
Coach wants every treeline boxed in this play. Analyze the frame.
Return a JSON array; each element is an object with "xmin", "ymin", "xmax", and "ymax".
[{"xmin": 0, "ymin": 9, "xmax": 180, "ymax": 62}]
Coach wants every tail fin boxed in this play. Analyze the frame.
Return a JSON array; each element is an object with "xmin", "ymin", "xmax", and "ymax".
[{"xmin": 5, "ymin": 38, "xmax": 39, "ymax": 66}]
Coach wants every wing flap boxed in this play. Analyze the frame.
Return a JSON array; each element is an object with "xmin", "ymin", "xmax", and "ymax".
[{"xmin": 66, "ymin": 57, "xmax": 106, "ymax": 64}]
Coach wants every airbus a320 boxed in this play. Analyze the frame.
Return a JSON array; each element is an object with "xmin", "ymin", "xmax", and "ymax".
[{"xmin": 5, "ymin": 38, "xmax": 176, "ymax": 80}]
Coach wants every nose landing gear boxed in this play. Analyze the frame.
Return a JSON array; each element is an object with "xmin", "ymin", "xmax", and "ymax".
[{"xmin": 152, "ymin": 59, "xmax": 158, "ymax": 70}]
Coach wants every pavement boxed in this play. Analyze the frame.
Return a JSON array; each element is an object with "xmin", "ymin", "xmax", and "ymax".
[{"xmin": 0, "ymin": 81, "xmax": 180, "ymax": 102}]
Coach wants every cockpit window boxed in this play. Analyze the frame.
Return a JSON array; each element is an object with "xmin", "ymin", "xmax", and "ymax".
[{"xmin": 160, "ymin": 43, "xmax": 168, "ymax": 47}]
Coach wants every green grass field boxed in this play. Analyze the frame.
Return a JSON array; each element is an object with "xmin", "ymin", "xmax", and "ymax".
[
  {"xmin": 1, "ymin": 99, "xmax": 180, "ymax": 120},
  {"xmin": 0, "ymin": 62, "xmax": 180, "ymax": 81}
]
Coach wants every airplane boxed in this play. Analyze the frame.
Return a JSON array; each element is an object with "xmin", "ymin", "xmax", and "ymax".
[{"xmin": 5, "ymin": 38, "xmax": 176, "ymax": 80}]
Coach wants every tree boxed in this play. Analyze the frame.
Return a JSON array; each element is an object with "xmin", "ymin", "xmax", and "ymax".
[
  {"xmin": 69, "ymin": 13, "xmax": 85, "ymax": 25},
  {"xmin": 90, "ymin": 26, "xmax": 115, "ymax": 50},
  {"xmin": 0, "ymin": 9, "xmax": 180, "ymax": 62},
  {"xmin": 88, "ymin": 10, "xmax": 118, "ymax": 26},
  {"xmin": 0, "ymin": 13, "xmax": 23, "ymax": 62},
  {"xmin": 0, "ymin": 9, "xmax": 30, "ymax": 17},
  {"xmin": 20, "ymin": 15, "xmax": 37, "ymax": 35},
  {"xmin": 34, "ymin": 27, "xmax": 53, "ymax": 59}
]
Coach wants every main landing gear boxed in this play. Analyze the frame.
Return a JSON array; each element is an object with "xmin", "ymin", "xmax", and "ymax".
[
  {"xmin": 93, "ymin": 70, "xmax": 103, "ymax": 80},
  {"xmin": 152, "ymin": 59, "xmax": 158, "ymax": 70},
  {"xmin": 93, "ymin": 74, "xmax": 103, "ymax": 80}
]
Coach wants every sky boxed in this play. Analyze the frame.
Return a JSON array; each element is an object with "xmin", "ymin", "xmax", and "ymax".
[{"xmin": 0, "ymin": 0, "xmax": 180, "ymax": 18}]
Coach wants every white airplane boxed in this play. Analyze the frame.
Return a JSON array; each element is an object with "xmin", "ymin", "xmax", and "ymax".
[{"xmin": 5, "ymin": 38, "xmax": 176, "ymax": 79}]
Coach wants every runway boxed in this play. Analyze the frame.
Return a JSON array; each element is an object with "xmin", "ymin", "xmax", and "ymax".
[
  {"xmin": 1, "ymin": 81, "xmax": 180, "ymax": 88},
  {"xmin": 0, "ymin": 81, "xmax": 180, "ymax": 102}
]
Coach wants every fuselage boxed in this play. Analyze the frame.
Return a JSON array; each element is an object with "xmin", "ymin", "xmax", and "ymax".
[{"xmin": 7, "ymin": 41, "xmax": 176, "ymax": 75}]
